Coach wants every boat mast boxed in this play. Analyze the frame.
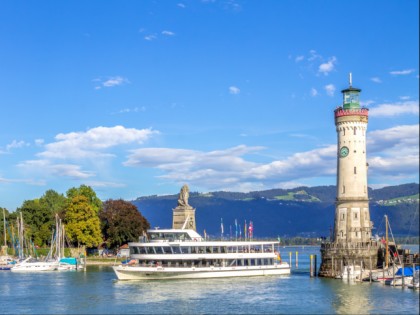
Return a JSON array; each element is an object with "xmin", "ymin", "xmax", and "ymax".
[
  {"xmin": 3, "ymin": 208, "xmax": 6, "ymax": 247},
  {"xmin": 385, "ymin": 215, "xmax": 389, "ymax": 268}
]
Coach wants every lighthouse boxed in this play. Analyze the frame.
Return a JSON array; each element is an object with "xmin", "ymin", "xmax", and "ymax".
[
  {"xmin": 333, "ymin": 73, "xmax": 372, "ymax": 243},
  {"xmin": 319, "ymin": 75, "xmax": 381, "ymax": 278}
]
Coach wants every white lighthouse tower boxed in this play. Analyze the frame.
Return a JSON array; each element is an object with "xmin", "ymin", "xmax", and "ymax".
[
  {"xmin": 333, "ymin": 73, "xmax": 372, "ymax": 243},
  {"xmin": 319, "ymin": 75, "xmax": 381, "ymax": 278}
]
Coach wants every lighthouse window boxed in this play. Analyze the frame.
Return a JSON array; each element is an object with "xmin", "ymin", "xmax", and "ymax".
[
  {"xmin": 354, "ymin": 127, "xmax": 357, "ymax": 135},
  {"xmin": 342, "ymin": 185, "xmax": 345, "ymax": 194},
  {"xmin": 343, "ymin": 129, "xmax": 346, "ymax": 136},
  {"xmin": 354, "ymin": 167, "xmax": 357, "ymax": 174},
  {"xmin": 354, "ymin": 212, "xmax": 358, "ymax": 219}
]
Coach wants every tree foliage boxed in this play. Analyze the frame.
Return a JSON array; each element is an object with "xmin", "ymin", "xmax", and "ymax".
[
  {"xmin": 64, "ymin": 195, "xmax": 102, "ymax": 248},
  {"xmin": 99, "ymin": 199, "xmax": 150, "ymax": 248}
]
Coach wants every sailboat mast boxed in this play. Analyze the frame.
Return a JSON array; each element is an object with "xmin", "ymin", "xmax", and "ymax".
[
  {"xmin": 3, "ymin": 208, "xmax": 6, "ymax": 247},
  {"xmin": 385, "ymin": 215, "xmax": 389, "ymax": 268}
]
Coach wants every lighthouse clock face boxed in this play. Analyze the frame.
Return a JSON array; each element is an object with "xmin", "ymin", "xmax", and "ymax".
[{"xmin": 340, "ymin": 146, "xmax": 349, "ymax": 158}]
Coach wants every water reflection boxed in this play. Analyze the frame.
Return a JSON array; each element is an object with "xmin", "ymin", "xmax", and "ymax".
[{"xmin": 331, "ymin": 281, "xmax": 373, "ymax": 314}]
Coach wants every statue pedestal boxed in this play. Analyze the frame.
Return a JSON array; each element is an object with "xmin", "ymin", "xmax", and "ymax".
[{"xmin": 172, "ymin": 206, "xmax": 196, "ymax": 231}]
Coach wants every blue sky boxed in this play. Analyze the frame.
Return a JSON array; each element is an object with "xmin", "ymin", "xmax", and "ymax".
[{"xmin": 0, "ymin": 0, "xmax": 418, "ymax": 211}]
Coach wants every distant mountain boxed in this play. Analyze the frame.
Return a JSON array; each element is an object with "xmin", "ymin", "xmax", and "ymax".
[{"xmin": 132, "ymin": 183, "xmax": 419, "ymax": 238}]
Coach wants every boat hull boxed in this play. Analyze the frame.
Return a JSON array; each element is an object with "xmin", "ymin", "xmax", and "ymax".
[
  {"xmin": 11, "ymin": 262, "xmax": 58, "ymax": 272},
  {"xmin": 113, "ymin": 263, "xmax": 290, "ymax": 280}
]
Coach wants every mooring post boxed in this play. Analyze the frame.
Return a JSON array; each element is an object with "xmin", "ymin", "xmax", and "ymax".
[
  {"xmin": 310, "ymin": 255, "xmax": 313, "ymax": 277},
  {"xmin": 296, "ymin": 251, "xmax": 298, "ymax": 268},
  {"xmin": 314, "ymin": 254, "xmax": 317, "ymax": 276},
  {"xmin": 289, "ymin": 252, "xmax": 292, "ymax": 268}
]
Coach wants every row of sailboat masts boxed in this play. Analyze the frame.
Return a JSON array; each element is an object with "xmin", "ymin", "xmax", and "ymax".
[{"xmin": 47, "ymin": 214, "xmax": 65, "ymax": 261}]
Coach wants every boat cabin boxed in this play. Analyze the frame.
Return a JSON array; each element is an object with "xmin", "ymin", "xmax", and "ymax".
[{"xmin": 142, "ymin": 229, "xmax": 203, "ymax": 243}]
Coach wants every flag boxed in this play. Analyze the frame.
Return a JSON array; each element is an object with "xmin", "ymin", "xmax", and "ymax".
[
  {"xmin": 204, "ymin": 229, "xmax": 207, "ymax": 240},
  {"xmin": 244, "ymin": 220, "xmax": 247, "ymax": 239},
  {"xmin": 220, "ymin": 218, "xmax": 224, "ymax": 234},
  {"xmin": 249, "ymin": 221, "xmax": 253, "ymax": 238}
]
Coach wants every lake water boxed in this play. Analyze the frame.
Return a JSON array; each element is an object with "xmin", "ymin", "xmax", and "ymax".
[{"xmin": 1, "ymin": 246, "xmax": 419, "ymax": 314}]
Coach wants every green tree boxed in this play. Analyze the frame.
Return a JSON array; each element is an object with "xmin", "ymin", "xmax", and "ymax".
[
  {"xmin": 64, "ymin": 195, "xmax": 102, "ymax": 248},
  {"xmin": 66, "ymin": 185, "xmax": 102, "ymax": 213},
  {"xmin": 39, "ymin": 189, "xmax": 67, "ymax": 219},
  {"xmin": 15, "ymin": 189, "xmax": 67, "ymax": 246},
  {"xmin": 64, "ymin": 185, "xmax": 102, "ymax": 248},
  {"xmin": 99, "ymin": 199, "xmax": 150, "ymax": 248},
  {"xmin": 17, "ymin": 199, "xmax": 52, "ymax": 246}
]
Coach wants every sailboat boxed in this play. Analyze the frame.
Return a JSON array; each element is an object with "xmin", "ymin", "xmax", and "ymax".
[
  {"xmin": 0, "ymin": 208, "xmax": 15, "ymax": 270},
  {"xmin": 11, "ymin": 213, "xmax": 59, "ymax": 272},
  {"xmin": 53, "ymin": 214, "xmax": 82, "ymax": 271}
]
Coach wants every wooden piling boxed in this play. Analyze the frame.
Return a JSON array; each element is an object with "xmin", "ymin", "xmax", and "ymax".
[{"xmin": 310, "ymin": 255, "xmax": 313, "ymax": 277}]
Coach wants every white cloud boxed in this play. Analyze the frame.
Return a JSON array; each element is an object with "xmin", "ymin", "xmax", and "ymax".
[
  {"xmin": 123, "ymin": 144, "xmax": 336, "ymax": 191},
  {"xmin": 177, "ymin": 3, "xmax": 186, "ymax": 8},
  {"xmin": 229, "ymin": 86, "xmax": 240, "ymax": 94},
  {"xmin": 324, "ymin": 84, "xmax": 336, "ymax": 96},
  {"xmin": 307, "ymin": 50, "xmax": 321, "ymax": 62},
  {"xmin": 367, "ymin": 124, "xmax": 419, "ymax": 153},
  {"xmin": 367, "ymin": 125, "xmax": 419, "ymax": 178},
  {"xmin": 116, "ymin": 107, "xmax": 146, "ymax": 114},
  {"xmin": 295, "ymin": 55, "xmax": 304, "ymax": 62},
  {"xmin": 318, "ymin": 56, "xmax": 337, "ymax": 75},
  {"xmin": 371, "ymin": 77, "xmax": 382, "ymax": 83},
  {"xmin": 6, "ymin": 140, "xmax": 29, "ymax": 151},
  {"xmin": 310, "ymin": 88, "xmax": 318, "ymax": 97},
  {"xmin": 18, "ymin": 160, "xmax": 95, "ymax": 179},
  {"xmin": 120, "ymin": 123, "xmax": 419, "ymax": 192},
  {"xmin": 94, "ymin": 76, "xmax": 129, "ymax": 89},
  {"xmin": 369, "ymin": 100, "xmax": 419, "ymax": 117},
  {"xmin": 103, "ymin": 77, "xmax": 127, "ymax": 87},
  {"xmin": 38, "ymin": 126, "xmax": 158, "ymax": 160},
  {"xmin": 35, "ymin": 139, "xmax": 44, "ymax": 146},
  {"xmin": 162, "ymin": 30, "xmax": 175, "ymax": 36},
  {"xmin": 144, "ymin": 34, "xmax": 157, "ymax": 41},
  {"xmin": 390, "ymin": 69, "xmax": 415, "ymax": 75}
]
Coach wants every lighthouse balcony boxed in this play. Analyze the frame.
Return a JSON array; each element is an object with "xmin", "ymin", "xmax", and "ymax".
[{"xmin": 334, "ymin": 107, "xmax": 369, "ymax": 118}]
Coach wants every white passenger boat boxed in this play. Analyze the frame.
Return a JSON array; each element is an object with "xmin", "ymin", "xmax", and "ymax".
[{"xmin": 113, "ymin": 228, "xmax": 290, "ymax": 280}]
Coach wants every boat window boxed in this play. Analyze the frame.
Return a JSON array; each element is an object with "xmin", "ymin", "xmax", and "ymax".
[
  {"xmin": 154, "ymin": 247, "xmax": 163, "ymax": 254},
  {"xmin": 163, "ymin": 246, "xmax": 172, "ymax": 254},
  {"xmin": 139, "ymin": 247, "xmax": 147, "ymax": 254},
  {"xmin": 250, "ymin": 259, "xmax": 256, "ymax": 266},
  {"xmin": 172, "ymin": 246, "xmax": 182, "ymax": 254},
  {"xmin": 130, "ymin": 247, "xmax": 139, "ymax": 255},
  {"xmin": 144, "ymin": 247, "xmax": 154, "ymax": 254}
]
